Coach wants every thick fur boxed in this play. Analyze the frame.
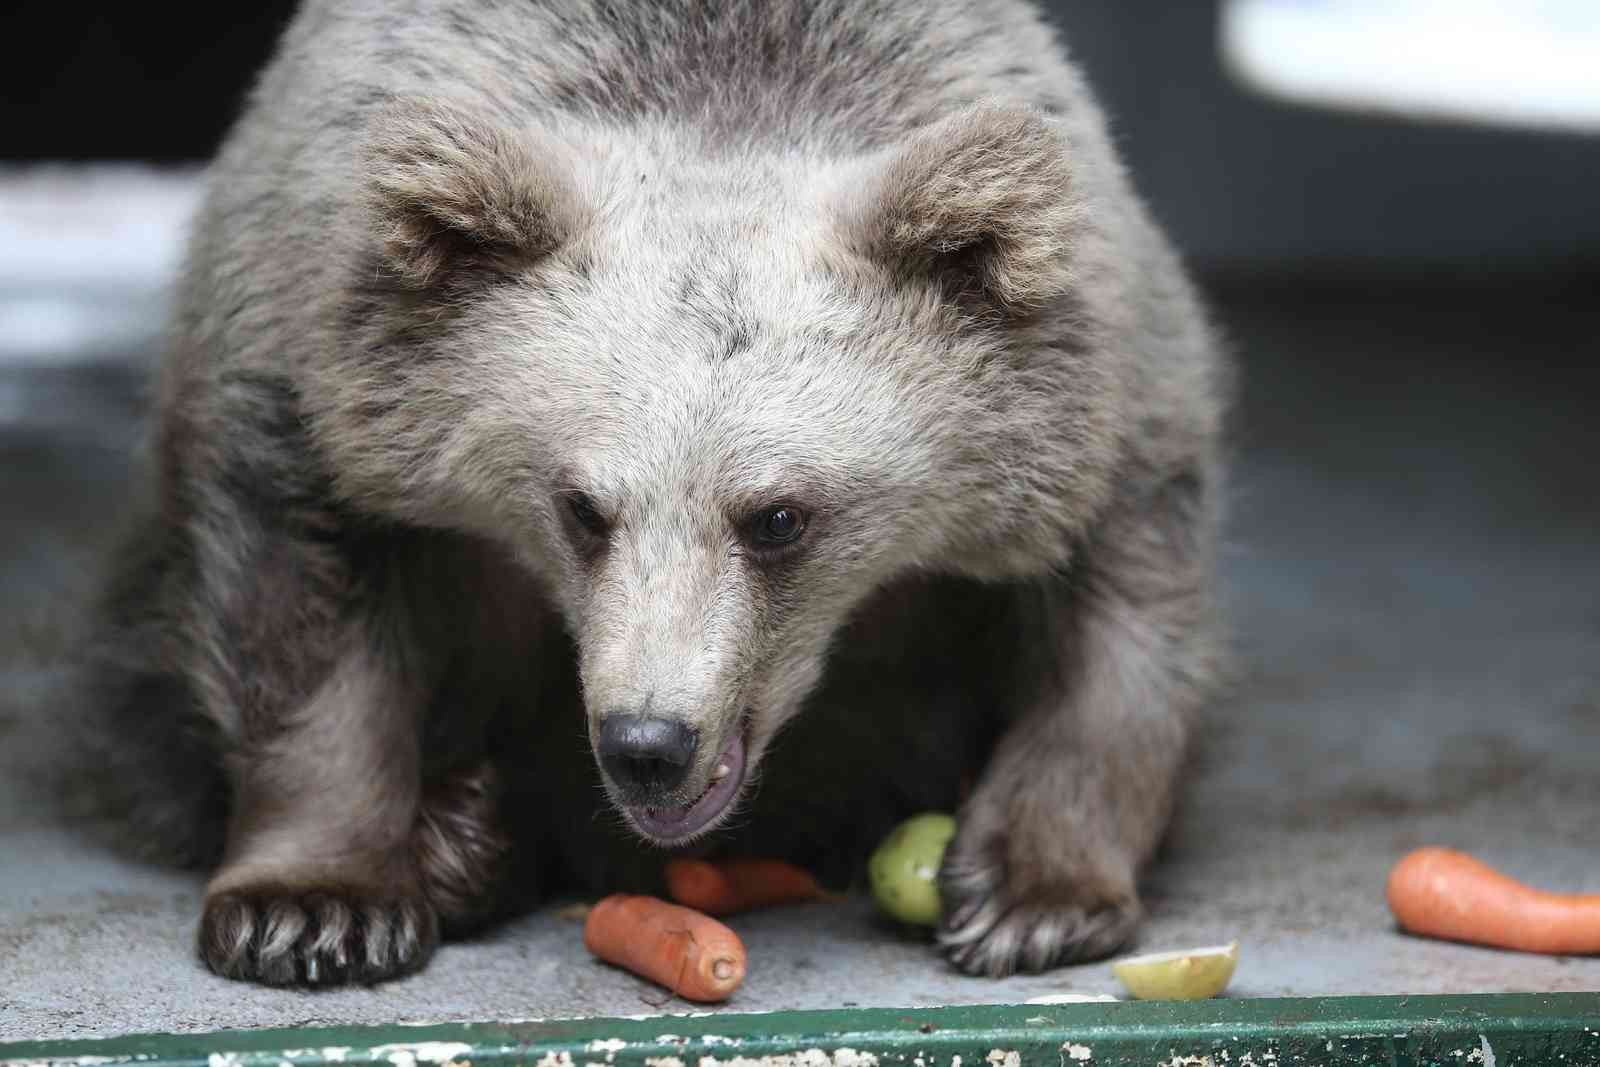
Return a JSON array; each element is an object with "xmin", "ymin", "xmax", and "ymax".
[{"xmin": 83, "ymin": 0, "xmax": 1228, "ymax": 985}]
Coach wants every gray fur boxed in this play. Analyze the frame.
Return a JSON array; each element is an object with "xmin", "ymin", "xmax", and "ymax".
[{"xmin": 83, "ymin": 0, "xmax": 1228, "ymax": 985}]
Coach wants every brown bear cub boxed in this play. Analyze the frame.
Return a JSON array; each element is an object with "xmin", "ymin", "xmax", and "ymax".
[{"xmin": 82, "ymin": 0, "xmax": 1227, "ymax": 986}]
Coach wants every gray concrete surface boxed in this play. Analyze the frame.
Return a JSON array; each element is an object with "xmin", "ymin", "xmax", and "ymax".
[{"xmin": 2, "ymin": 258, "xmax": 1597, "ymax": 1039}]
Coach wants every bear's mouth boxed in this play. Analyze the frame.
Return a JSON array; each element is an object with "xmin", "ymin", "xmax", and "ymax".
[{"xmin": 626, "ymin": 723, "xmax": 748, "ymax": 844}]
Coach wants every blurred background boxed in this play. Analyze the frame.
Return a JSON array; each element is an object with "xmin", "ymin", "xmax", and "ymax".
[
  {"xmin": 3, "ymin": 1, "xmax": 1598, "ymax": 357},
  {"xmin": 6, "ymin": 2, "xmax": 1600, "ymax": 263},
  {"xmin": 2, "ymin": 0, "xmax": 1599, "ymax": 1037}
]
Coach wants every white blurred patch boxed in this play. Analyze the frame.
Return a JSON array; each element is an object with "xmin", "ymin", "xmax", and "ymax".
[
  {"xmin": 0, "ymin": 295, "xmax": 167, "ymax": 363},
  {"xmin": 0, "ymin": 165, "xmax": 201, "ymax": 364},
  {"xmin": 1221, "ymin": 0, "xmax": 1600, "ymax": 133},
  {"xmin": 0, "ymin": 165, "xmax": 202, "ymax": 288}
]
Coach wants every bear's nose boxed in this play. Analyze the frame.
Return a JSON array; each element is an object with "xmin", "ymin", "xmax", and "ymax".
[{"xmin": 598, "ymin": 714, "xmax": 698, "ymax": 798}]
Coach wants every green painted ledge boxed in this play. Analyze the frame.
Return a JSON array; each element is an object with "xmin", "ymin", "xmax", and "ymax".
[{"xmin": 5, "ymin": 996, "xmax": 1600, "ymax": 1067}]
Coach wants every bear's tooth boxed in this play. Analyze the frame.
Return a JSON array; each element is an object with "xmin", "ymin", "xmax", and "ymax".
[{"xmin": 712, "ymin": 762, "xmax": 730, "ymax": 781}]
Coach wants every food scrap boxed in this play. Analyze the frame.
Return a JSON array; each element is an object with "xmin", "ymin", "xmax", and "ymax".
[
  {"xmin": 582, "ymin": 893, "xmax": 747, "ymax": 1002},
  {"xmin": 1387, "ymin": 846, "xmax": 1600, "ymax": 955},
  {"xmin": 869, "ymin": 812, "xmax": 956, "ymax": 926},
  {"xmin": 1110, "ymin": 941, "xmax": 1238, "ymax": 1000},
  {"xmin": 665, "ymin": 857, "xmax": 828, "ymax": 915}
]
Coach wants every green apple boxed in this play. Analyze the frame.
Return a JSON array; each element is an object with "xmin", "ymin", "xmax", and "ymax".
[{"xmin": 869, "ymin": 812, "xmax": 957, "ymax": 926}]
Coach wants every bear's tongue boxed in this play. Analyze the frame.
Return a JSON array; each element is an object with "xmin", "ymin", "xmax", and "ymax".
[{"xmin": 630, "ymin": 729, "xmax": 747, "ymax": 842}]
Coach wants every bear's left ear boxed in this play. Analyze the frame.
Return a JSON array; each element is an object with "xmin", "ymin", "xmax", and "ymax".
[
  {"xmin": 363, "ymin": 98, "xmax": 585, "ymax": 289},
  {"xmin": 838, "ymin": 103, "xmax": 1079, "ymax": 316}
]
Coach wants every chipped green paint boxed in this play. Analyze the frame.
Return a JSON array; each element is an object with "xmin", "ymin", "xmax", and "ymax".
[{"xmin": 3, "ymin": 996, "xmax": 1600, "ymax": 1067}]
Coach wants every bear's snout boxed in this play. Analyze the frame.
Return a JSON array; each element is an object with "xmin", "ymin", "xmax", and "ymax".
[
  {"xmin": 596, "ymin": 713, "xmax": 698, "ymax": 801},
  {"xmin": 593, "ymin": 708, "xmax": 752, "ymax": 845}
]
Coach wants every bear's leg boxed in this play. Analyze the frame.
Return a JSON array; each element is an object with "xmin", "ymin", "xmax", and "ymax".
[
  {"xmin": 198, "ymin": 637, "xmax": 440, "ymax": 986},
  {"xmin": 938, "ymin": 471, "xmax": 1220, "ymax": 976}
]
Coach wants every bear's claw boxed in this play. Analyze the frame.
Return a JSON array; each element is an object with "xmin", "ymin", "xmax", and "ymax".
[
  {"xmin": 199, "ymin": 884, "xmax": 438, "ymax": 987},
  {"xmin": 936, "ymin": 821, "xmax": 1142, "ymax": 976}
]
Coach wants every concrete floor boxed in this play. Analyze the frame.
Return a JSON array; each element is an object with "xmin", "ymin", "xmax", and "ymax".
[{"xmin": 1, "ymin": 198, "xmax": 1597, "ymax": 1038}]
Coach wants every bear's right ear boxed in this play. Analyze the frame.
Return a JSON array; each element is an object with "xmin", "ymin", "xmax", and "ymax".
[
  {"xmin": 837, "ymin": 103, "xmax": 1081, "ymax": 317},
  {"xmin": 364, "ymin": 99, "xmax": 583, "ymax": 289}
]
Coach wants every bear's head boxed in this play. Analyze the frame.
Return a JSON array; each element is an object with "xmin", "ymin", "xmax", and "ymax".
[{"xmin": 320, "ymin": 98, "xmax": 1122, "ymax": 844}]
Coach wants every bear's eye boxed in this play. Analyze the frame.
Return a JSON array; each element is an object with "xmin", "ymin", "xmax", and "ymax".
[
  {"xmin": 563, "ymin": 491, "xmax": 610, "ymax": 538},
  {"xmin": 751, "ymin": 504, "xmax": 806, "ymax": 546}
]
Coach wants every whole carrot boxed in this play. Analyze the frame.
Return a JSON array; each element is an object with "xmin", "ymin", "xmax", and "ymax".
[
  {"xmin": 582, "ymin": 893, "xmax": 746, "ymax": 1002},
  {"xmin": 665, "ymin": 858, "xmax": 827, "ymax": 915},
  {"xmin": 1387, "ymin": 847, "xmax": 1600, "ymax": 955}
]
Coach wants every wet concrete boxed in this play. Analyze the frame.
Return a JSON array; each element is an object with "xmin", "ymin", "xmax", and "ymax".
[{"xmin": 1, "ymin": 174, "xmax": 1597, "ymax": 1040}]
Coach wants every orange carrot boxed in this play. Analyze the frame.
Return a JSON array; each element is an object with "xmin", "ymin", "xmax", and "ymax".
[
  {"xmin": 1386, "ymin": 847, "xmax": 1600, "ymax": 955},
  {"xmin": 582, "ymin": 893, "xmax": 746, "ymax": 1002},
  {"xmin": 665, "ymin": 858, "xmax": 827, "ymax": 915}
]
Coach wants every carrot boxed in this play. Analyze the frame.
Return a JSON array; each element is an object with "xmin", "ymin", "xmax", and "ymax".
[
  {"xmin": 1386, "ymin": 847, "xmax": 1600, "ymax": 955},
  {"xmin": 665, "ymin": 857, "xmax": 827, "ymax": 915},
  {"xmin": 582, "ymin": 893, "xmax": 746, "ymax": 1002}
]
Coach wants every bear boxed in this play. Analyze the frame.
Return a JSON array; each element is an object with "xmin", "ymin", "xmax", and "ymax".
[{"xmin": 79, "ymin": 0, "xmax": 1228, "ymax": 987}]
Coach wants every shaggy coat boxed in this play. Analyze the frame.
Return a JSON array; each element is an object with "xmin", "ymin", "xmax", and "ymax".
[{"xmin": 83, "ymin": 0, "xmax": 1228, "ymax": 986}]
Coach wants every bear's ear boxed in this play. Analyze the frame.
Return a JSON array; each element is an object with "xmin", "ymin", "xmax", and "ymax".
[
  {"xmin": 840, "ymin": 103, "xmax": 1080, "ymax": 316},
  {"xmin": 364, "ymin": 99, "xmax": 583, "ymax": 289}
]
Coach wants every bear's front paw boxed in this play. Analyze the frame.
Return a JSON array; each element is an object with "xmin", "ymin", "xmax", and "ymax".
[
  {"xmin": 199, "ymin": 883, "xmax": 438, "ymax": 987},
  {"xmin": 936, "ymin": 828, "xmax": 1141, "ymax": 977}
]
